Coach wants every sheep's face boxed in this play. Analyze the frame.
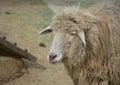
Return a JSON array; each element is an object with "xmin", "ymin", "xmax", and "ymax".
[
  {"xmin": 39, "ymin": 12, "xmax": 87, "ymax": 64},
  {"xmin": 40, "ymin": 25, "xmax": 86, "ymax": 64}
]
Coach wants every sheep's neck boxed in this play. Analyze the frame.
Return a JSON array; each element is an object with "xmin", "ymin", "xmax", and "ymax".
[{"xmin": 62, "ymin": 46, "xmax": 107, "ymax": 84}]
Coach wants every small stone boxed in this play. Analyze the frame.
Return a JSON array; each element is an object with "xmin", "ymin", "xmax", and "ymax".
[
  {"xmin": 39, "ymin": 42, "xmax": 46, "ymax": 47},
  {"xmin": 5, "ymin": 11, "xmax": 10, "ymax": 15},
  {"xmin": 14, "ymin": 43, "xmax": 17, "ymax": 46},
  {"xmin": 2, "ymin": 36, "xmax": 6, "ymax": 40}
]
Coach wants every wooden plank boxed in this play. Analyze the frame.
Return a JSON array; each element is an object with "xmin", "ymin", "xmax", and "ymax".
[{"xmin": 0, "ymin": 37, "xmax": 37, "ymax": 62}]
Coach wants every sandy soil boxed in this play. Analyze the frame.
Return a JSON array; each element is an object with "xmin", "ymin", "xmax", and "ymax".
[{"xmin": 0, "ymin": 0, "xmax": 73, "ymax": 85}]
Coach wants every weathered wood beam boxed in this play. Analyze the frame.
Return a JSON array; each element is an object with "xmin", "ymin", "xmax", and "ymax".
[{"xmin": 0, "ymin": 37, "xmax": 37, "ymax": 62}]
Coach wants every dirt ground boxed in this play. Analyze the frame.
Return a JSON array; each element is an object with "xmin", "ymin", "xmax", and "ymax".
[
  {"xmin": 0, "ymin": 0, "xmax": 98, "ymax": 85},
  {"xmin": 0, "ymin": 0, "xmax": 73, "ymax": 85}
]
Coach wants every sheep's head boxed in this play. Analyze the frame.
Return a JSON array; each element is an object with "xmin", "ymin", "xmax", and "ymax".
[{"xmin": 40, "ymin": 10, "xmax": 88, "ymax": 64}]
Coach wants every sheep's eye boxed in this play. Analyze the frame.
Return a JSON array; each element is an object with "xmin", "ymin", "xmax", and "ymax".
[{"xmin": 70, "ymin": 31, "xmax": 76, "ymax": 36}]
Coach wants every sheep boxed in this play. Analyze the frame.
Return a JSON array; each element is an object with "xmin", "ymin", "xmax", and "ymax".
[{"xmin": 40, "ymin": 0, "xmax": 120, "ymax": 85}]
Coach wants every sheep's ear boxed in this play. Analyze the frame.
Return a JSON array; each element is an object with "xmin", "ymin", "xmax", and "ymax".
[
  {"xmin": 39, "ymin": 26, "xmax": 52, "ymax": 35},
  {"xmin": 79, "ymin": 30, "xmax": 86, "ymax": 45}
]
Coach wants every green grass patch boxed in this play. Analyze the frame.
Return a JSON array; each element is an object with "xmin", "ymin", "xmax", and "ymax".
[
  {"xmin": 80, "ymin": 1, "xmax": 95, "ymax": 8},
  {"xmin": 49, "ymin": 0, "xmax": 95, "ymax": 8},
  {"xmin": 35, "ymin": 6, "xmax": 54, "ymax": 29}
]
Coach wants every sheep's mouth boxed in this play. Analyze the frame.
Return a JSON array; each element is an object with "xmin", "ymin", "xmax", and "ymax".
[{"xmin": 49, "ymin": 60, "xmax": 60, "ymax": 64}]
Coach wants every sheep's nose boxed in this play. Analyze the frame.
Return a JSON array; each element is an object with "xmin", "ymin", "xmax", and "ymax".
[{"xmin": 49, "ymin": 53, "xmax": 57, "ymax": 61}]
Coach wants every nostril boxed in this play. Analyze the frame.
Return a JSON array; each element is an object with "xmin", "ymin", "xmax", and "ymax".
[{"xmin": 49, "ymin": 53, "xmax": 57, "ymax": 60}]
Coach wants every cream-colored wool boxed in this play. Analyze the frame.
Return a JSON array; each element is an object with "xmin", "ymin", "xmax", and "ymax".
[{"xmin": 41, "ymin": 0, "xmax": 120, "ymax": 85}]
